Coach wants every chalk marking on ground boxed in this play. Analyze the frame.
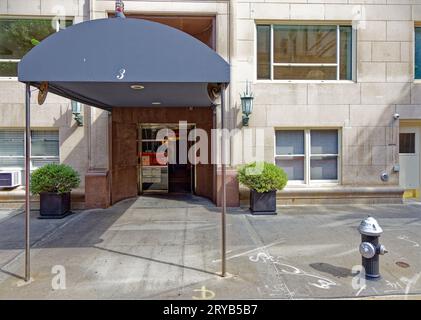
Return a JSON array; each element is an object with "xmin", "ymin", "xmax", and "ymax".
[
  {"xmin": 249, "ymin": 252, "xmax": 338, "ymax": 290},
  {"xmin": 355, "ymin": 285, "xmax": 367, "ymax": 297},
  {"xmin": 212, "ymin": 239, "xmax": 285, "ymax": 263},
  {"xmin": 397, "ymin": 235, "xmax": 420, "ymax": 247}
]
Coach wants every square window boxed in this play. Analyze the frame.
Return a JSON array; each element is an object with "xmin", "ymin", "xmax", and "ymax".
[
  {"xmin": 275, "ymin": 130, "xmax": 304, "ymax": 155},
  {"xmin": 310, "ymin": 156, "xmax": 338, "ymax": 180},
  {"xmin": 31, "ymin": 131, "xmax": 59, "ymax": 157},
  {"xmin": 0, "ymin": 18, "xmax": 72, "ymax": 77},
  {"xmin": 0, "ymin": 130, "xmax": 24, "ymax": 157},
  {"xmin": 276, "ymin": 157, "xmax": 304, "ymax": 181},
  {"xmin": 399, "ymin": 133, "xmax": 415, "ymax": 154},
  {"xmin": 256, "ymin": 24, "xmax": 353, "ymax": 81},
  {"xmin": 273, "ymin": 25, "xmax": 337, "ymax": 64},
  {"xmin": 311, "ymin": 130, "xmax": 338, "ymax": 154},
  {"xmin": 0, "ymin": 61, "xmax": 18, "ymax": 77},
  {"xmin": 275, "ymin": 129, "xmax": 339, "ymax": 184}
]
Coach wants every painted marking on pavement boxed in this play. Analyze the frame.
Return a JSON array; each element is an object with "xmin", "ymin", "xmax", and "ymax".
[
  {"xmin": 212, "ymin": 239, "xmax": 285, "ymax": 263},
  {"xmin": 397, "ymin": 235, "xmax": 420, "ymax": 247},
  {"xmin": 249, "ymin": 252, "xmax": 338, "ymax": 290},
  {"xmin": 192, "ymin": 286, "xmax": 215, "ymax": 300}
]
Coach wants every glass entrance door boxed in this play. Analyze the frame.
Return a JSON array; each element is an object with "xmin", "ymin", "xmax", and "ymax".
[
  {"xmin": 138, "ymin": 124, "xmax": 195, "ymax": 194},
  {"xmin": 168, "ymin": 128, "xmax": 194, "ymax": 193},
  {"xmin": 138, "ymin": 126, "xmax": 169, "ymax": 193}
]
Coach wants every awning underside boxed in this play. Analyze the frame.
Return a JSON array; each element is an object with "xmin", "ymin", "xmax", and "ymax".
[
  {"xmin": 18, "ymin": 18, "xmax": 230, "ymax": 109},
  {"xmin": 34, "ymin": 82, "xmax": 214, "ymax": 110}
]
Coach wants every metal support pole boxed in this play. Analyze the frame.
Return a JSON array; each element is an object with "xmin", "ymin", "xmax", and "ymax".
[
  {"xmin": 24, "ymin": 83, "xmax": 31, "ymax": 282},
  {"xmin": 221, "ymin": 84, "xmax": 226, "ymax": 277}
]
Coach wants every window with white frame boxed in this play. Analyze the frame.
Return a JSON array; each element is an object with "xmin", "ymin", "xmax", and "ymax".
[
  {"xmin": 0, "ymin": 18, "xmax": 72, "ymax": 78},
  {"xmin": 257, "ymin": 24, "xmax": 353, "ymax": 81},
  {"xmin": 31, "ymin": 131, "xmax": 60, "ymax": 169},
  {"xmin": 0, "ymin": 130, "xmax": 60, "ymax": 184},
  {"xmin": 275, "ymin": 129, "xmax": 339, "ymax": 184},
  {"xmin": 415, "ymin": 27, "xmax": 421, "ymax": 79},
  {"xmin": 0, "ymin": 130, "xmax": 24, "ymax": 170}
]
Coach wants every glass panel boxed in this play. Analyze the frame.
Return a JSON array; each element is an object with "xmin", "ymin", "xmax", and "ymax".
[
  {"xmin": 311, "ymin": 130, "xmax": 338, "ymax": 154},
  {"xmin": 142, "ymin": 166, "xmax": 168, "ymax": 191},
  {"xmin": 31, "ymin": 158, "xmax": 59, "ymax": 169},
  {"xmin": 0, "ymin": 130, "xmax": 24, "ymax": 156},
  {"xmin": 399, "ymin": 133, "xmax": 416, "ymax": 154},
  {"xmin": 31, "ymin": 131, "xmax": 59, "ymax": 157},
  {"xmin": 0, "ymin": 19, "xmax": 58, "ymax": 60},
  {"xmin": 141, "ymin": 127, "xmax": 174, "ymax": 140},
  {"xmin": 416, "ymin": 28, "xmax": 421, "ymax": 79},
  {"xmin": 340, "ymin": 26, "xmax": 352, "ymax": 80},
  {"xmin": 0, "ymin": 61, "xmax": 18, "ymax": 77},
  {"xmin": 0, "ymin": 157, "xmax": 24, "ymax": 168},
  {"xmin": 276, "ymin": 157, "xmax": 304, "ymax": 181},
  {"xmin": 274, "ymin": 66, "xmax": 337, "ymax": 80},
  {"xmin": 257, "ymin": 25, "xmax": 271, "ymax": 79},
  {"xmin": 276, "ymin": 130, "xmax": 304, "ymax": 155},
  {"xmin": 273, "ymin": 25, "xmax": 337, "ymax": 64},
  {"xmin": 310, "ymin": 156, "xmax": 338, "ymax": 180}
]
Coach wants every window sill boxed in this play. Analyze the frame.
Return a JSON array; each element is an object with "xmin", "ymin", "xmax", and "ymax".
[
  {"xmin": 286, "ymin": 182, "xmax": 340, "ymax": 188},
  {"xmin": 0, "ymin": 77, "xmax": 18, "ymax": 81},
  {"xmin": 280, "ymin": 185, "xmax": 404, "ymax": 194},
  {"xmin": 255, "ymin": 80, "xmax": 355, "ymax": 84}
]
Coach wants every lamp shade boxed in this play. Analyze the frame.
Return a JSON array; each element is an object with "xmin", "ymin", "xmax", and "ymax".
[
  {"xmin": 241, "ymin": 95, "xmax": 254, "ymax": 115},
  {"xmin": 71, "ymin": 100, "xmax": 81, "ymax": 114}
]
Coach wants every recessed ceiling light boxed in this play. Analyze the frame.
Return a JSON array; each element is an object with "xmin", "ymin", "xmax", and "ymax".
[
  {"xmin": 152, "ymin": 102, "xmax": 161, "ymax": 105},
  {"xmin": 130, "ymin": 84, "xmax": 144, "ymax": 90}
]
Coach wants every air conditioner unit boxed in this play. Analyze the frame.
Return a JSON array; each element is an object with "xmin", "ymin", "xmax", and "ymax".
[{"xmin": 0, "ymin": 171, "xmax": 21, "ymax": 188}]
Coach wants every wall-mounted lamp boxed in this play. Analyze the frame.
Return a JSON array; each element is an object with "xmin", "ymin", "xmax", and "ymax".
[
  {"xmin": 71, "ymin": 101, "xmax": 84, "ymax": 127},
  {"xmin": 240, "ymin": 81, "xmax": 254, "ymax": 126}
]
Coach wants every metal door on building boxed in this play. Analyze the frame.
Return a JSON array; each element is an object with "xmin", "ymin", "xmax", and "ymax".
[{"xmin": 399, "ymin": 127, "xmax": 420, "ymax": 199}]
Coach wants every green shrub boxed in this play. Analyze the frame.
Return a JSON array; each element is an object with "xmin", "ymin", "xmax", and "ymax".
[
  {"xmin": 238, "ymin": 162, "xmax": 288, "ymax": 193},
  {"xmin": 30, "ymin": 163, "xmax": 80, "ymax": 194}
]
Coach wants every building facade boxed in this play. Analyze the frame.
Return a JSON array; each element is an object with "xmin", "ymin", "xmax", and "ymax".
[{"xmin": 1, "ymin": 0, "xmax": 421, "ymax": 208}]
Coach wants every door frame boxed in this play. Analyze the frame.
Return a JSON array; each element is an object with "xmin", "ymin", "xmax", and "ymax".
[{"xmin": 399, "ymin": 125, "xmax": 421, "ymax": 199}]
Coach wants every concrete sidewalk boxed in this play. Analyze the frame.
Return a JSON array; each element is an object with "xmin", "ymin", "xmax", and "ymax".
[{"xmin": 0, "ymin": 195, "xmax": 420, "ymax": 299}]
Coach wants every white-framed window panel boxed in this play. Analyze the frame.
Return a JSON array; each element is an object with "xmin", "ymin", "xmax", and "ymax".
[
  {"xmin": 275, "ymin": 129, "xmax": 340, "ymax": 185},
  {"xmin": 0, "ymin": 130, "xmax": 24, "ymax": 171},
  {"xmin": 30, "ymin": 130, "xmax": 60, "ymax": 169},
  {"xmin": 0, "ymin": 17, "xmax": 72, "ymax": 79},
  {"xmin": 256, "ymin": 24, "xmax": 353, "ymax": 81},
  {"xmin": 0, "ymin": 129, "xmax": 60, "ymax": 184},
  {"xmin": 415, "ymin": 27, "xmax": 421, "ymax": 80}
]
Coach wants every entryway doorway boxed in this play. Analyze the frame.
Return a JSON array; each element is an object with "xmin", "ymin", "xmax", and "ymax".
[
  {"xmin": 138, "ymin": 123, "xmax": 196, "ymax": 195},
  {"xmin": 399, "ymin": 126, "xmax": 420, "ymax": 199}
]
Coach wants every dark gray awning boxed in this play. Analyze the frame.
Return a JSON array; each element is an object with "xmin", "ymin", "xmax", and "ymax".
[{"xmin": 18, "ymin": 18, "xmax": 230, "ymax": 110}]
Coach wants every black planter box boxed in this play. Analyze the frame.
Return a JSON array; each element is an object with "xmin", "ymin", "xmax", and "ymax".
[
  {"xmin": 39, "ymin": 192, "xmax": 71, "ymax": 219},
  {"xmin": 250, "ymin": 190, "xmax": 277, "ymax": 215}
]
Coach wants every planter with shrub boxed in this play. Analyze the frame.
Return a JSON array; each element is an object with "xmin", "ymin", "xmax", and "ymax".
[
  {"xmin": 238, "ymin": 162, "xmax": 288, "ymax": 215},
  {"xmin": 30, "ymin": 163, "xmax": 80, "ymax": 219}
]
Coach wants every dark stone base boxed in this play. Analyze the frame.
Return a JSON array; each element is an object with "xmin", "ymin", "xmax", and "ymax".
[
  {"xmin": 250, "ymin": 210, "xmax": 277, "ymax": 216},
  {"xmin": 38, "ymin": 211, "xmax": 74, "ymax": 220}
]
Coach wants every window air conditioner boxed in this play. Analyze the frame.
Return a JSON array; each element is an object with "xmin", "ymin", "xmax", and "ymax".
[{"xmin": 0, "ymin": 171, "xmax": 21, "ymax": 188}]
